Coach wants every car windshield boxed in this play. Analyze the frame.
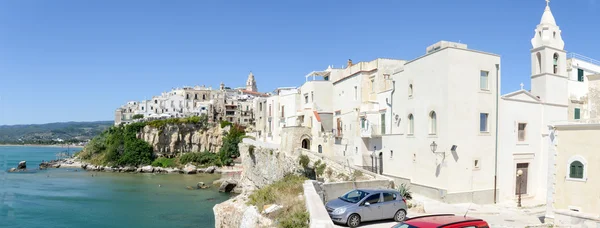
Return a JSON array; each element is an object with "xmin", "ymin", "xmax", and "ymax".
[
  {"xmin": 339, "ymin": 190, "xmax": 368, "ymax": 203},
  {"xmin": 391, "ymin": 223, "xmax": 418, "ymax": 228}
]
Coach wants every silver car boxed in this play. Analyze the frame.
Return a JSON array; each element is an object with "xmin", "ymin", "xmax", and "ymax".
[{"xmin": 325, "ymin": 188, "xmax": 407, "ymax": 227}]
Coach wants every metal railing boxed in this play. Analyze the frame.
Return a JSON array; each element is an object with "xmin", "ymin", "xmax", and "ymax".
[{"xmin": 568, "ymin": 53, "xmax": 600, "ymax": 66}]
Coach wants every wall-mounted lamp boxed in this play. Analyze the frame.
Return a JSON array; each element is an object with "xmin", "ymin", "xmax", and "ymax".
[
  {"xmin": 430, "ymin": 141, "xmax": 438, "ymax": 153},
  {"xmin": 451, "ymin": 145, "xmax": 457, "ymax": 152}
]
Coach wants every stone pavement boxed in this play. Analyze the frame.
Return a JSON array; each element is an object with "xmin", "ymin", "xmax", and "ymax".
[{"xmin": 334, "ymin": 194, "xmax": 548, "ymax": 228}]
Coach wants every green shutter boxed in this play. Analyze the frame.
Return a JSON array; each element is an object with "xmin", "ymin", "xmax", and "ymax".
[
  {"xmin": 578, "ymin": 69, "xmax": 585, "ymax": 82},
  {"xmin": 569, "ymin": 161, "xmax": 584, "ymax": 179},
  {"xmin": 574, "ymin": 108, "xmax": 581, "ymax": 120}
]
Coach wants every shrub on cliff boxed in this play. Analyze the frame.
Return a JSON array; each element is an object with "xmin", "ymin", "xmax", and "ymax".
[
  {"xmin": 132, "ymin": 114, "xmax": 144, "ymax": 119},
  {"xmin": 179, "ymin": 151, "xmax": 221, "ymax": 166},
  {"xmin": 151, "ymin": 157, "xmax": 176, "ymax": 168},
  {"xmin": 79, "ymin": 122, "xmax": 153, "ymax": 166},
  {"xmin": 218, "ymin": 124, "xmax": 245, "ymax": 165}
]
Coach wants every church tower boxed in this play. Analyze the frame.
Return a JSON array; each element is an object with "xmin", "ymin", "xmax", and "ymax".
[
  {"xmin": 530, "ymin": 0, "xmax": 568, "ymax": 106},
  {"xmin": 246, "ymin": 72, "xmax": 258, "ymax": 92}
]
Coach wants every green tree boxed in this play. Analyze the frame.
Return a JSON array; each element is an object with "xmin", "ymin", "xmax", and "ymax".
[
  {"xmin": 218, "ymin": 124, "xmax": 245, "ymax": 165},
  {"xmin": 132, "ymin": 114, "xmax": 144, "ymax": 119}
]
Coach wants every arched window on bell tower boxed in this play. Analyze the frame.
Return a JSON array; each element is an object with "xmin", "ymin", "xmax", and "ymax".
[
  {"xmin": 536, "ymin": 52, "xmax": 542, "ymax": 74},
  {"xmin": 553, "ymin": 53, "xmax": 559, "ymax": 74}
]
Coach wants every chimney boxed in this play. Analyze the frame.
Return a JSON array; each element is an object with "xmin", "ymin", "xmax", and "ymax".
[{"xmin": 347, "ymin": 59, "xmax": 353, "ymax": 68}]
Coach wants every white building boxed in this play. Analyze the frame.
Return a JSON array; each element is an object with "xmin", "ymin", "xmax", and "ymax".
[{"xmin": 498, "ymin": 1, "xmax": 600, "ymax": 205}]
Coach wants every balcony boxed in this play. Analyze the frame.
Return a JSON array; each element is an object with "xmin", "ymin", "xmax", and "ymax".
[
  {"xmin": 333, "ymin": 129, "xmax": 343, "ymax": 138},
  {"xmin": 360, "ymin": 124, "xmax": 382, "ymax": 138}
]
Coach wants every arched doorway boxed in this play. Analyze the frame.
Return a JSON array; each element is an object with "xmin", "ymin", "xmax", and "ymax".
[{"xmin": 302, "ymin": 139, "xmax": 310, "ymax": 149}]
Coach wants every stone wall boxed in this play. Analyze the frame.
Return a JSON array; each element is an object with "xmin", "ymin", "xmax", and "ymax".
[{"xmin": 137, "ymin": 124, "xmax": 225, "ymax": 157}]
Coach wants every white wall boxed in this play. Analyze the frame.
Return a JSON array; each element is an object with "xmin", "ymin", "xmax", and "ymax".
[{"xmin": 381, "ymin": 47, "xmax": 500, "ymax": 199}]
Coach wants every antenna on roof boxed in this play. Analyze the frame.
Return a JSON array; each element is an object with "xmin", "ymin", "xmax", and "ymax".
[{"xmin": 464, "ymin": 203, "xmax": 472, "ymax": 218}]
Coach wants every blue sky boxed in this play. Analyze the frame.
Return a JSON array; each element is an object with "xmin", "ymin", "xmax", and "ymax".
[{"xmin": 1, "ymin": 0, "xmax": 599, "ymax": 125}]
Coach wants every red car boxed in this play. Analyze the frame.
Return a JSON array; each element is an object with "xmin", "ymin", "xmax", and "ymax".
[{"xmin": 391, "ymin": 214, "xmax": 490, "ymax": 228}]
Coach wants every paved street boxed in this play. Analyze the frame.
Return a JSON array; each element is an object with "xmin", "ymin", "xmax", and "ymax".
[{"xmin": 333, "ymin": 194, "xmax": 547, "ymax": 228}]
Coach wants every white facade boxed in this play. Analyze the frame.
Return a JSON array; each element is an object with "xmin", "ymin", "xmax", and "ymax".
[{"xmin": 378, "ymin": 44, "xmax": 500, "ymax": 204}]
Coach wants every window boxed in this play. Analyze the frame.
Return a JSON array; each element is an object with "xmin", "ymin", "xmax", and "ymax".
[
  {"xmin": 408, "ymin": 84, "xmax": 413, "ymax": 97},
  {"xmin": 480, "ymin": 113, "xmax": 489, "ymax": 132},
  {"xmin": 259, "ymin": 103, "xmax": 262, "ymax": 111},
  {"xmin": 577, "ymin": 69, "xmax": 585, "ymax": 82},
  {"xmin": 553, "ymin": 53, "xmax": 559, "ymax": 74},
  {"xmin": 382, "ymin": 193, "xmax": 396, "ymax": 202},
  {"xmin": 429, "ymin": 111, "xmax": 437, "ymax": 135},
  {"xmin": 304, "ymin": 94, "xmax": 308, "ymax": 104},
  {"xmin": 518, "ymin": 123, "xmax": 527, "ymax": 141},
  {"xmin": 480, "ymin": 71, "xmax": 489, "ymax": 90},
  {"xmin": 318, "ymin": 145, "xmax": 322, "ymax": 153},
  {"xmin": 574, "ymin": 108, "xmax": 581, "ymax": 120},
  {"xmin": 361, "ymin": 118, "xmax": 366, "ymax": 129},
  {"xmin": 381, "ymin": 113, "xmax": 386, "ymax": 135},
  {"xmin": 281, "ymin": 105, "xmax": 285, "ymax": 118},
  {"xmin": 362, "ymin": 193, "xmax": 380, "ymax": 205},
  {"xmin": 569, "ymin": 161, "xmax": 584, "ymax": 179},
  {"xmin": 408, "ymin": 114, "xmax": 414, "ymax": 135},
  {"xmin": 536, "ymin": 52, "xmax": 542, "ymax": 74},
  {"xmin": 473, "ymin": 159, "xmax": 480, "ymax": 170},
  {"xmin": 390, "ymin": 150, "xmax": 393, "ymax": 159},
  {"xmin": 354, "ymin": 86, "xmax": 357, "ymax": 100},
  {"xmin": 311, "ymin": 92, "xmax": 314, "ymax": 102},
  {"xmin": 371, "ymin": 79, "xmax": 375, "ymax": 93}
]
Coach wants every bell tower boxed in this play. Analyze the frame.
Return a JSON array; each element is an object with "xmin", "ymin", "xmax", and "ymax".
[
  {"xmin": 530, "ymin": 0, "xmax": 568, "ymax": 106},
  {"xmin": 246, "ymin": 72, "xmax": 258, "ymax": 92}
]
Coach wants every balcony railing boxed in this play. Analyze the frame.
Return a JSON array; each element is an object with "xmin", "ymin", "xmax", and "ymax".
[
  {"xmin": 568, "ymin": 53, "xmax": 600, "ymax": 66},
  {"xmin": 360, "ymin": 124, "xmax": 381, "ymax": 138}
]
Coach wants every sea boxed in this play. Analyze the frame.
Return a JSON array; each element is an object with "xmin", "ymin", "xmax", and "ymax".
[{"xmin": 0, "ymin": 146, "xmax": 231, "ymax": 228}]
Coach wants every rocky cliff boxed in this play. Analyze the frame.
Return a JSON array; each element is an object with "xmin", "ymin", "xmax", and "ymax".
[{"xmin": 137, "ymin": 124, "xmax": 226, "ymax": 157}]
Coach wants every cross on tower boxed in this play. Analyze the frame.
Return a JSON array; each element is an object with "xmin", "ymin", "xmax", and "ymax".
[
  {"xmin": 520, "ymin": 83, "xmax": 524, "ymax": 90},
  {"xmin": 546, "ymin": 0, "xmax": 550, "ymax": 7}
]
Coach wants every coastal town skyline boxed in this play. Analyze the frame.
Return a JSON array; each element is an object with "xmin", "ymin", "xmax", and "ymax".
[{"xmin": 1, "ymin": 0, "xmax": 600, "ymax": 125}]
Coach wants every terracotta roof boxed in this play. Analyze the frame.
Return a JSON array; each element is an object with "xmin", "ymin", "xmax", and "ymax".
[
  {"xmin": 313, "ymin": 111, "xmax": 321, "ymax": 122},
  {"xmin": 240, "ymin": 90, "xmax": 268, "ymax": 97}
]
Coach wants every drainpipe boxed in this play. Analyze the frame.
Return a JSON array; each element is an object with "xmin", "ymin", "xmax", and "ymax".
[
  {"xmin": 494, "ymin": 63, "xmax": 500, "ymax": 204},
  {"xmin": 390, "ymin": 81, "xmax": 396, "ymax": 134}
]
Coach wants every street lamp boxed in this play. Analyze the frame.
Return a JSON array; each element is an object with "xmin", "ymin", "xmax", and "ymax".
[
  {"xmin": 516, "ymin": 169, "xmax": 523, "ymax": 207},
  {"xmin": 430, "ymin": 141, "xmax": 438, "ymax": 153}
]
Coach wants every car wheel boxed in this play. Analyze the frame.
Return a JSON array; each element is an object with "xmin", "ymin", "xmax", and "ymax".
[
  {"xmin": 347, "ymin": 214, "xmax": 361, "ymax": 227},
  {"xmin": 394, "ymin": 209, "xmax": 407, "ymax": 222}
]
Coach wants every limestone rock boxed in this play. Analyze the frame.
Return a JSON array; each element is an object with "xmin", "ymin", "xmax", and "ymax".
[
  {"xmin": 17, "ymin": 161, "xmax": 26, "ymax": 169},
  {"xmin": 205, "ymin": 166, "xmax": 216, "ymax": 174},
  {"xmin": 219, "ymin": 179, "xmax": 237, "ymax": 193},
  {"xmin": 137, "ymin": 124, "xmax": 224, "ymax": 158},
  {"xmin": 8, "ymin": 168, "xmax": 16, "ymax": 172},
  {"xmin": 183, "ymin": 164, "xmax": 197, "ymax": 174},
  {"xmin": 122, "ymin": 167, "xmax": 135, "ymax": 172},
  {"xmin": 141, "ymin": 165, "xmax": 154, "ymax": 173},
  {"xmin": 197, "ymin": 182, "xmax": 209, "ymax": 189}
]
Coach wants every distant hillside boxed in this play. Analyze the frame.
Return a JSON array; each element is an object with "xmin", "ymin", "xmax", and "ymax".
[{"xmin": 0, "ymin": 121, "xmax": 113, "ymax": 144}]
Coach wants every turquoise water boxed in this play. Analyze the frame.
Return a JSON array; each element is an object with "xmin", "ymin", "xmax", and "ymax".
[{"xmin": 0, "ymin": 146, "xmax": 231, "ymax": 228}]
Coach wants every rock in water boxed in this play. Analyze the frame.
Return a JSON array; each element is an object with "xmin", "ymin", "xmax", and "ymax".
[
  {"xmin": 9, "ymin": 168, "xmax": 16, "ymax": 172},
  {"xmin": 17, "ymin": 161, "xmax": 26, "ymax": 169},
  {"xmin": 218, "ymin": 179, "xmax": 237, "ymax": 193},
  {"xmin": 197, "ymin": 182, "xmax": 209, "ymax": 189},
  {"xmin": 205, "ymin": 166, "xmax": 216, "ymax": 174}
]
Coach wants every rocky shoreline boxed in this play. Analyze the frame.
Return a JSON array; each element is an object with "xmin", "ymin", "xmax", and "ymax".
[
  {"xmin": 36, "ymin": 158, "xmax": 242, "ymax": 193},
  {"xmin": 40, "ymin": 158, "xmax": 225, "ymax": 174}
]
